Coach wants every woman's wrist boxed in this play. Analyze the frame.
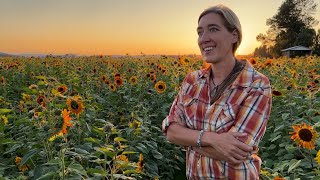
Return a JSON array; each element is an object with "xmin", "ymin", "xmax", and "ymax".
[{"xmin": 201, "ymin": 131, "xmax": 217, "ymax": 147}]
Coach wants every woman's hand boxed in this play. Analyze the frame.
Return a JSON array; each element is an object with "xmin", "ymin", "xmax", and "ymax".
[{"xmin": 200, "ymin": 132, "xmax": 252, "ymax": 165}]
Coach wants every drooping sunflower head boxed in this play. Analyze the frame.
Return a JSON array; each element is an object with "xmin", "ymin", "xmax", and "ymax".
[
  {"xmin": 161, "ymin": 67, "xmax": 167, "ymax": 74},
  {"xmin": 116, "ymin": 155, "xmax": 129, "ymax": 163},
  {"xmin": 272, "ymin": 90, "xmax": 282, "ymax": 97},
  {"xmin": 290, "ymin": 123, "xmax": 318, "ymax": 150},
  {"xmin": 36, "ymin": 95, "xmax": 46, "ymax": 107},
  {"xmin": 150, "ymin": 74, "xmax": 156, "ymax": 83},
  {"xmin": 136, "ymin": 153, "xmax": 144, "ymax": 173},
  {"xmin": 1, "ymin": 76, "xmax": 5, "ymax": 85},
  {"xmin": 66, "ymin": 95, "xmax": 84, "ymax": 115},
  {"xmin": 109, "ymin": 84, "xmax": 117, "ymax": 92},
  {"xmin": 154, "ymin": 81, "xmax": 166, "ymax": 94},
  {"xmin": 57, "ymin": 85, "xmax": 67, "ymax": 94},
  {"xmin": 129, "ymin": 76, "xmax": 138, "ymax": 85}
]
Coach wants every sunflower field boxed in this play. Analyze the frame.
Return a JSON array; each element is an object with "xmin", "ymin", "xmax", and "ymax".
[{"xmin": 0, "ymin": 55, "xmax": 319, "ymax": 179}]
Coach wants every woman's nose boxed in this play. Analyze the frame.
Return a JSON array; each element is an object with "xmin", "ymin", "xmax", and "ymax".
[{"xmin": 198, "ymin": 32, "xmax": 210, "ymax": 44}]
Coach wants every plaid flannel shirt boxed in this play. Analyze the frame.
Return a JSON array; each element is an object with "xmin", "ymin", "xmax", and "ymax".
[{"xmin": 162, "ymin": 60, "xmax": 272, "ymax": 179}]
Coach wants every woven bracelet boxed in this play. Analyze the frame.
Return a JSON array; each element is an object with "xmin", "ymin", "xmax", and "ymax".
[{"xmin": 196, "ymin": 130, "xmax": 205, "ymax": 148}]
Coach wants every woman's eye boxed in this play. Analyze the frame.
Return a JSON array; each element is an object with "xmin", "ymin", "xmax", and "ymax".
[
  {"xmin": 197, "ymin": 31, "xmax": 203, "ymax": 36},
  {"xmin": 209, "ymin": 28, "xmax": 218, "ymax": 32}
]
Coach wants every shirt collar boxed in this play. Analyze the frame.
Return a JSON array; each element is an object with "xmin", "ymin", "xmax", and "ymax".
[{"xmin": 198, "ymin": 59, "xmax": 255, "ymax": 88}]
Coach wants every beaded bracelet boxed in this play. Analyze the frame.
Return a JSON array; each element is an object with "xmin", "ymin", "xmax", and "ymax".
[{"xmin": 196, "ymin": 130, "xmax": 205, "ymax": 148}]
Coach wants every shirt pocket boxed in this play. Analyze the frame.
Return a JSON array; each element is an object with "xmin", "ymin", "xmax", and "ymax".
[
  {"xmin": 216, "ymin": 103, "xmax": 240, "ymax": 133},
  {"xmin": 182, "ymin": 95, "xmax": 198, "ymax": 128}
]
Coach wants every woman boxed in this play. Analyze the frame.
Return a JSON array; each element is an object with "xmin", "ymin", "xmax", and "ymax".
[{"xmin": 162, "ymin": 4, "xmax": 272, "ymax": 179}]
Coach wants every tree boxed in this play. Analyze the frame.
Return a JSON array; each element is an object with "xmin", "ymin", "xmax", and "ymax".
[
  {"xmin": 256, "ymin": 0, "xmax": 318, "ymax": 57},
  {"xmin": 253, "ymin": 45, "xmax": 272, "ymax": 58},
  {"xmin": 313, "ymin": 29, "xmax": 320, "ymax": 55}
]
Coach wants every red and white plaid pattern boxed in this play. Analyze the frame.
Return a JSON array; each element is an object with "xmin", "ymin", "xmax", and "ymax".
[{"xmin": 162, "ymin": 60, "xmax": 272, "ymax": 179}]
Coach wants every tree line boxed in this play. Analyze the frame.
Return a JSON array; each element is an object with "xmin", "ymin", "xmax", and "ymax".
[{"xmin": 254, "ymin": 0, "xmax": 320, "ymax": 57}]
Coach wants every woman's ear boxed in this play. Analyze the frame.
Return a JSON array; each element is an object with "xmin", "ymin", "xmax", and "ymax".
[{"xmin": 231, "ymin": 29, "xmax": 238, "ymax": 43}]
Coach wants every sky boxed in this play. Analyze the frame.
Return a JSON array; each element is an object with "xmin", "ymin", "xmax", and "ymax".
[{"xmin": 0, "ymin": 0, "xmax": 319, "ymax": 56}]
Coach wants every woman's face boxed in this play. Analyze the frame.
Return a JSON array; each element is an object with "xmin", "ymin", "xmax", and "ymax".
[{"xmin": 197, "ymin": 13, "xmax": 238, "ymax": 64}]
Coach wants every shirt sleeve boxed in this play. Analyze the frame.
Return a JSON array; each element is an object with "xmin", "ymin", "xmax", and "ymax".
[
  {"xmin": 228, "ymin": 85, "xmax": 272, "ymax": 148},
  {"xmin": 162, "ymin": 80, "xmax": 190, "ymax": 135}
]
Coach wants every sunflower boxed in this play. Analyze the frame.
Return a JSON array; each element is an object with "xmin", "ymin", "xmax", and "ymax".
[
  {"xmin": 66, "ymin": 95, "xmax": 84, "ymax": 115},
  {"xmin": 28, "ymin": 84, "xmax": 38, "ymax": 89},
  {"xmin": 109, "ymin": 84, "xmax": 117, "ymax": 92},
  {"xmin": 1, "ymin": 115, "xmax": 8, "ymax": 125},
  {"xmin": 129, "ymin": 76, "xmax": 138, "ymax": 85},
  {"xmin": 315, "ymin": 150, "xmax": 320, "ymax": 165},
  {"xmin": 22, "ymin": 93, "xmax": 32, "ymax": 103},
  {"xmin": 36, "ymin": 95, "xmax": 46, "ymax": 107},
  {"xmin": 136, "ymin": 153, "xmax": 144, "ymax": 173},
  {"xmin": 114, "ymin": 73, "xmax": 121, "ymax": 79},
  {"xmin": 272, "ymin": 90, "xmax": 282, "ymax": 97},
  {"xmin": 49, "ymin": 131, "xmax": 64, "ymax": 142},
  {"xmin": 100, "ymin": 75, "xmax": 107, "ymax": 82},
  {"xmin": 1, "ymin": 76, "xmax": 5, "ymax": 85},
  {"xmin": 162, "ymin": 68, "xmax": 167, "ymax": 74},
  {"xmin": 154, "ymin": 81, "xmax": 166, "ymax": 93},
  {"xmin": 290, "ymin": 123, "xmax": 318, "ymax": 150},
  {"xmin": 264, "ymin": 59, "xmax": 272, "ymax": 66},
  {"xmin": 114, "ymin": 77, "xmax": 123, "ymax": 87},
  {"xmin": 15, "ymin": 156, "xmax": 30, "ymax": 172},
  {"xmin": 117, "ymin": 154, "xmax": 129, "ymax": 163},
  {"xmin": 273, "ymin": 176, "xmax": 285, "ymax": 180},
  {"xmin": 61, "ymin": 109, "xmax": 72, "ymax": 134},
  {"xmin": 150, "ymin": 74, "xmax": 156, "ymax": 83},
  {"xmin": 249, "ymin": 58, "xmax": 257, "ymax": 65},
  {"xmin": 179, "ymin": 56, "xmax": 189, "ymax": 65},
  {"xmin": 57, "ymin": 85, "xmax": 67, "ymax": 94},
  {"xmin": 129, "ymin": 120, "xmax": 142, "ymax": 129},
  {"xmin": 150, "ymin": 69, "xmax": 155, "ymax": 74},
  {"xmin": 15, "ymin": 156, "xmax": 22, "ymax": 165}
]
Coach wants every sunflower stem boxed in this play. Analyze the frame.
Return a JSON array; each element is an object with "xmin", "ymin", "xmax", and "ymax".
[
  {"xmin": 297, "ymin": 147, "xmax": 308, "ymax": 160},
  {"xmin": 309, "ymin": 150, "xmax": 314, "ymax": 169},
  {"xmin": 77, "ymin": 115, "xmax": 81, "ymax": 145}
]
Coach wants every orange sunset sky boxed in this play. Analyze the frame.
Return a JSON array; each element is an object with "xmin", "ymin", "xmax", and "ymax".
[{"xmin": 0, "ymin": 0, "xmax": 319, "ymax": 56}]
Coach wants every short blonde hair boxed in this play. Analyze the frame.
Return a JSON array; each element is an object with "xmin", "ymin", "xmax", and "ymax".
[{"xmin": 198, "ymin": 4, "xmax": 242, "ymax": 54}]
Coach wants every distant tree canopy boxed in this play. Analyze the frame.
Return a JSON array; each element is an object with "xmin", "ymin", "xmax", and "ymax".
[{"xmin": 254, "ymin": 0, "xmax": 319, "ymax": 57}]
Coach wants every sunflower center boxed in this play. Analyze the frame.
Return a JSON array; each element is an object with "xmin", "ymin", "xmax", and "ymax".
[
  {"xmin": 71, "ymin": 100, "xmax": 79, "ymax": 110},
  {"xmin": 58, "ymin": 87, "xmax": 63, "ymax": 92},
  {"xmin": 158, "ymin": 85, "xmax": 164, "ymax": 90},
  {"xmin": 299, "ymin": 129, "xmax": 313, "ymax": 141}
]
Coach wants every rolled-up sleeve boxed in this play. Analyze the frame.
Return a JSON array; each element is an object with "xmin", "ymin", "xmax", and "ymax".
[
  {"xmin": 162, "ymin": 85, "xmax": 187, "ymax": 135},
  {"xmin": 162, "ymin": 72, "xmax": 197, "ymax": 135},
  {"xmin": 229, "ymin": 83, "xmax": 272, "ymax": 147}
]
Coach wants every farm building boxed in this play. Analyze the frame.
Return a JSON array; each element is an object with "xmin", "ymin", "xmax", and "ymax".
[{"xmin": 281, "ymin": 45, "xmax": 312, "ymax": 57}]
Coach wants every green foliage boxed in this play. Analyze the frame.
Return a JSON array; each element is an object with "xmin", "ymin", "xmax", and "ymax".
[
  {"xmin": 256, "ymin": 0, "xmax": 319, "ymax": 57},
  {"xmin": 0, "ymin": 55, "xmax": 319, "ymax": 179},
  {"xmin": 0, "ymin": 55, "xmax": 195, "ymax": 179}
]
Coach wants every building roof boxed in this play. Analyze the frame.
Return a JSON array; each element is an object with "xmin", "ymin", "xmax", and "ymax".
[{"xmin": 281, "ymin": 45, "xmax": 311, "ymax": 51}]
